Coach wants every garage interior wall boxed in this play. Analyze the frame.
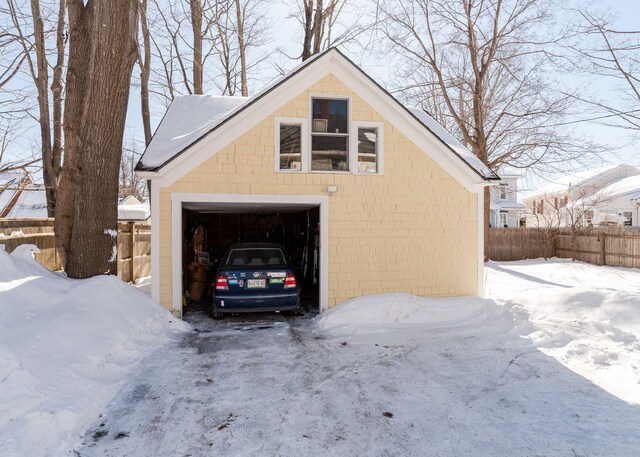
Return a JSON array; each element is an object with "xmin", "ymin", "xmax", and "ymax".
[
  {"xmin": 156, "ymin": 73, "xmax": 479, "ymax": 312},
  {"xmin": 182, "ymin": 207, "xmax": 321, "ymax": 310}
]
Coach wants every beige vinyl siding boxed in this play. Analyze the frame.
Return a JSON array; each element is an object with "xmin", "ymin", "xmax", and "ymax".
[{"xmin": 157, "ymin": 73, "xmax": 478, "ymax": 310}]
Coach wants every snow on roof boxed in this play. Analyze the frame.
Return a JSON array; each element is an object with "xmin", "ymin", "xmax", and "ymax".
[
  {"xmin": 120, "ymin": 195, "xmax": 142, "ymax": 205},
  {"xmin": 528, "ymin": 164, "xmax": 638, "ymax": 198},
  {"xmin": 592, "ymin": 175, "xmax": 640, "ymax": 201},
  {"xmin": 118, "ymin": 202, "xmax": 150, "ymax": 221},
  {"xmin": 137, "ymin": 50, "xmax": 332, "ymax": 171},
  {"xmin": 5, "ymin": 184, "xmax": 48, "ymax": 218},
  {"xmin": 0, "ymin": 171, "xmax": 26, "ymax": 186},
  {"xmin": 490, "ymin": 201, "xmax": 526, "ymax": 210},
  {"xmin": 408, "ymin": 108, "xmax": 497, "ymax": 179},
  {"xmin": 139, "ymin": 95, "xmax": 249, "ymax": 169},
  {"xmin": 137, "ymin": 48, "xmax": 497, "ymax": 180}
]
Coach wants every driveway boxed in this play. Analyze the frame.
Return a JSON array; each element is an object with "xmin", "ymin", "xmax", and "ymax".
[{"xmin": 75, "ymin": 304, "xmax": 640, "ymax": 457}]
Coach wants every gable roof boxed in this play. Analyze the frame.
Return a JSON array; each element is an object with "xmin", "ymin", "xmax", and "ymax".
[
  {"xmin": 136, "ymin": 48, "xmax": 499, "ymax": 186},
  {"xmin": 0, "ymin": 171, "xmax": 48, "ymax": 218}
]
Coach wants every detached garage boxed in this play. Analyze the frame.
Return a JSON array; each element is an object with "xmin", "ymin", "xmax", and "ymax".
[{"xmin": 136, "ymin": 48, "xmax": 499, "ymax": 318}]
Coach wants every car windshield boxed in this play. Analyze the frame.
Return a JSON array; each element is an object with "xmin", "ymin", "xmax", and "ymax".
[{"xmin": 225, "ymin": 248, "xmax": 286, "ymax": 267}]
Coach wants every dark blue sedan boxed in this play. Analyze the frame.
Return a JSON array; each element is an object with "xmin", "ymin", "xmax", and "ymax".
[{"xmin": 212, "ymin": 242, "xmax": 300, "ymax": 318}]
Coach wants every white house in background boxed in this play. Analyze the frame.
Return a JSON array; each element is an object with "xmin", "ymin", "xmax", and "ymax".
[
  {"xmin": 489, "ymin": 171, "xmax": 524, "ymax": 228},
  {"xmin": 0, "ymin": 171, "xmax": 151, "ymax": 221},
  {"xmin": 118, "ymin": 195, "xmax": 151, "ymax": 222},
  {"xmin": 0, "ymin": 171, "xmax": 48, "ymax": 218},
  {"xmin": 525, "ymin": 164, "xmax": 640, "ymax": 227}
]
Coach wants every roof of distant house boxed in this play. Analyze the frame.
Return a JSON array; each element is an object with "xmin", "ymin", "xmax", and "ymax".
[
  {"xmin": 0, "ymin": 171, "xmax": 48, "ymax": 218},
  {"xmin": 118, "ymin": 196, "xmax": 150, "ymax": 221},
  {"xmin": 527, "ymin": 164, "xmax": 640, "ymax": 198}
]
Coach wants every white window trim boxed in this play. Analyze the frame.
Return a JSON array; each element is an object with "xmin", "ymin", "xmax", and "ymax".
[
  {"xmin": 309, "ymin": 94, "xmax": 352, "ymax": 174},
  {"xmin": 274, "ymin": 117, "xmax": 308, "ymax": 173},
  {"xmin": 351, "ymin": 120, "xmax": 384, "ymax": 175}
]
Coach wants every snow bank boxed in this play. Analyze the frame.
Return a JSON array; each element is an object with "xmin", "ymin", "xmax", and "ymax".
[
  {"xmin": 317, "ymin": 293, "xmax": 514, "ymax": 338},
  {"xmin": 486, "ymin": 259, "xmax": 640, "ymax": 404},
  {"xmin": 0, "ymin": 246, "xmax": 189, "ymax": 457}
]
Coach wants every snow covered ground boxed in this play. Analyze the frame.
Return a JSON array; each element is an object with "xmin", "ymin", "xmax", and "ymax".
[
  {"xmin": 0, "ymin": 246, "xmax": 188, "ymax": 457},
  {"xmin": 71, "ymin": 259, "xmax": 640, "ymax": 457}
]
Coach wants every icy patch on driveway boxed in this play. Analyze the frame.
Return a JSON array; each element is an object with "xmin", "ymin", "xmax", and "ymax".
[{"xmin": 0, "ymin": 246, "xmax": 189, "ymax": 457}]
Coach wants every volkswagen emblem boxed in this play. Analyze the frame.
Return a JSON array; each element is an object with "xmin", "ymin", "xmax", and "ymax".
[{"xmin": 253, "ymin": 272, "xmax": 260, "ymax": 278}]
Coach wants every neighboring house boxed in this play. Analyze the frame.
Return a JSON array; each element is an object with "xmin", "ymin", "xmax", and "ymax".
[
  {"xmin": 525, "ymin": 164, "xmax": 640, "ymax": 227},
  {"xmin": 0, "ymin": 171, "xmax": 48, "ymax": 218},
  {"xmin": 135, "ymin": 48, "xmax": 499, "ymax": 317},
  {"xmin": 118, "ymin": 195, "xmax": 151, "ymax": 222},
  {"xmin": 489, "ymin": 171, "xmax": 524, "ymax": 228},
  {"xmin": 0, "ymin": 172, "xmax": 151, "ymax": 222}
]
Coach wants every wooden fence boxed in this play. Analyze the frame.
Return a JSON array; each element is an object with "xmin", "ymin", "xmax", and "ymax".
[
  {"xmin": 0, "ymin": 218, "xmax": 151, "ymax": 282},
  {"xmin": 489, "ymin": 227, "xmax": 640, "ymax": 268}
]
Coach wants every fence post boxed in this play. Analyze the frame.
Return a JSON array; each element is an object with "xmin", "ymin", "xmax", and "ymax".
[
  {"xmin": 129, "ymin": 221, "xmax": 135, "ymax": 282},
  {"xmin": 600, "ymin": 233, "xmax": 606, "ymax": 266}
]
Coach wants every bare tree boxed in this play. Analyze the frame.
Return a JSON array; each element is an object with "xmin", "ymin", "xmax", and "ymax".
[
  {"xmin": 570, "ymin": 10, "xmax": 640, "ymax": 132},
  {"xmin": 137, "ymin": 0, "xmax": 153, "ymax": 146},
  {"xmin": 191, "ymin": 0, "xmax": 204, "ymax": 94},
  {"xmin": 5, "ymin": 0, "xmax": 66, "ymax": 216},
  {"xmin": 148, "ymin": 0, "xmax": 268, "ymax": 99},
  {"xmin": 0, "ymin": 118, "xmax": 38, "ymax": 173},
  {"xmin": 377, "ymin": 0, "xmax": 597, "ymax": 260},
  {"xmin": 54, "ymin": 0, "xmax": 139, "ymax": 278},
  {"xmin": 119, "ymin": 141, "xmax": 148, "ymax": 201},
  {"xmin": 527, "ymin": 185, "xmax": 606, "ymax": 260},
  {"xmin": 293, "ymin": 0, "xmax": 368, "ymax": 61}
]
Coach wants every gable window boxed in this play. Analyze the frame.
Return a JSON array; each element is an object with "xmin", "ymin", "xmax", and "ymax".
[
  {"xmin": 275, "ymin": 117, "xmax": 307, "ymax": 172},
  {"xmin": 311, "ymin": 98, "xmax": 349, "ymax": 171},
  {"xmin": 351, "ymin": 121, "xmax": 384, "ymax": 174}
]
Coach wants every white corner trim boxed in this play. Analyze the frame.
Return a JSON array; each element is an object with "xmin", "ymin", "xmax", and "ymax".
[
  {"xmin": 169, "ymin": 192, "xmax": 330, "ymax": 316},
  {"xmin": 274, "ymin": 117, "xmax": 309, "ymax": 173},
  {"xmin": 477, "ymin": 192, "xmax": 485, "ymax": 298},
  {"xmin": 150, "ymin": 180, "xmax": 161, "ymax": 303},
  {"xmin": 351, "ymin": 120, "xmax": 384, "ymax": 175},
  {"xmin": 171, "ymin": 199, "xmax": 182, "ymax": 317}
]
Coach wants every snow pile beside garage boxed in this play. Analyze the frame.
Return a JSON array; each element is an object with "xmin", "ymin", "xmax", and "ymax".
[
  {"xmin": 0, "ymin": 246, "xmax": 189, "ymax": 457},
  {"xmin": 317, "ymin": 293, "xmax": 515, "ymax": 337},
  {"xmin": 486, "ymin": 259, "xmax": 640, "ymax": 405}
]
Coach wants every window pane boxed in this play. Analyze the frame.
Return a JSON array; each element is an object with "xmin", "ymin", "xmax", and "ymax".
[
  {"xmin": 279, "ymin": 124, "xmax": 301, "ymax": 170},
  {"xmin": 311, "ymin": 135, "xmax": 348, "ymax": 171},
  {"xmin": 357, "ymin": 127, "xmax": 377, "ymax": 173},
  {"xmin": 226, "ymin": 248, "xmax": 286, "ymax": 266},
  {"xmin": 312, "ymin": 98, "xmax": 348, "ymax": 134}
]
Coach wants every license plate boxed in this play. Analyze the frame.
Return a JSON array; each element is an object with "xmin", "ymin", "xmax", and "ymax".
[{"xmin": 247, "ymin": 279, "xmax": 266, "ymax": 288}]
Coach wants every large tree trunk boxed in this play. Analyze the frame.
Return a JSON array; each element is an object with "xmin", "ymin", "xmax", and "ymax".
[{"xmin": 55, "ymin": 0, "xmax": 139, "ymax": 279}]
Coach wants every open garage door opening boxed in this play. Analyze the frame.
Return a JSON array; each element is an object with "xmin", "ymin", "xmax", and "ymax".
[{"xmin": 180, "ymin": 201, "xmax": 322, "ymax": 316}]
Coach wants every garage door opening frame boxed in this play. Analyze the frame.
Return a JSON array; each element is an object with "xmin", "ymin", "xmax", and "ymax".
[{"xmin": 170, "ymin": 193, "xmax": 329, "ymax": 317}]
